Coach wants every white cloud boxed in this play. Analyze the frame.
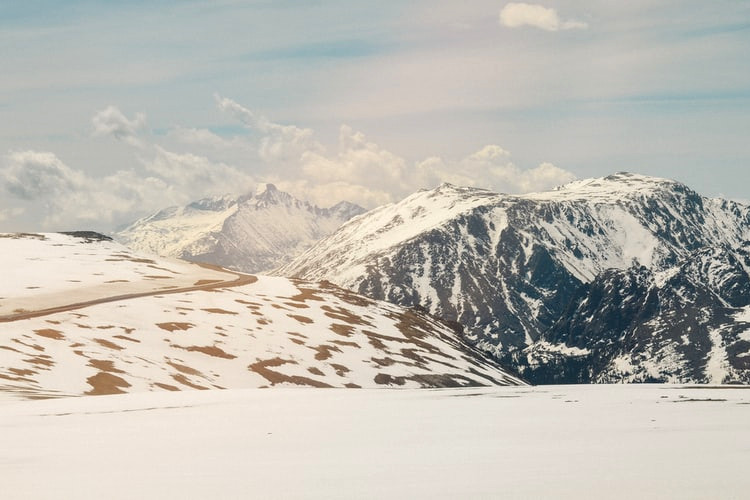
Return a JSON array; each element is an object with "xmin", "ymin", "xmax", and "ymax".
[
  {"xmin": 468, "ymin": 145, "xmax": 512, "ymax": 163},
  {"xmin": 0, "ymin": 150, "xmax": 165, "ymax": 228},
  {"xmin": 499, "ymin": 3, "xmax": 587, "ymax": 31},
  {"xmin": 215, "ymin": 95, "xmax": 322, "ymax": 163},
  {"xmin": 1, "ymin": 96, "xmax": 577, "ymax": 230},
  {"xmin": 144, "ymin": 147, "xmax": 256, "ymax": 200},
  {"xmin": 414, "ymin": 144, "xmax": 575, "ymax": 195},
  {"xmin": 2, "ymin": 151, "xmax": 87, "ymax": 201},
  {"xmin": 301, "ymin": 126, "xmax": 408, "ymax": 193},
  {"xmin": 0, "ymin": 146, "xmax": 257, "ymax": 229},
  {"xmin": 214, "ymin": 98, "xmax": 577, "ymax": 208},
  {"xmin": 168, "ymin": 127, "xmax": 239, "ymax": 150},
  {"xmin": 91, "ymin": 106, "xmax": 146, "ymax": 147}
]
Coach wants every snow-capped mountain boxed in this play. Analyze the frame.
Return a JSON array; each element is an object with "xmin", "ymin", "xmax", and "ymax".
[
  {"xmin": 277, "ymin": 173, "xmax": 750, "ymax": 384},
  {"xmin": 115, "ymin": 184, "xmax": 366, "ymax": 273},
  {"xmin": 0, "ymin": 233, "xmax": 522, "ymax": 400}
]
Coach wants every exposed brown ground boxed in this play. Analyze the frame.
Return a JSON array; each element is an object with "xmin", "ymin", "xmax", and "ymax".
[
  {"xmin": 321, "ymin": 305, "xmax": 372, "ymax": 326},
  {"xmin": 330, "ymin": 364, "xmax": 350, "ymax": 377},
  {"xmin": 288, "ymin": 287, "xmax": 326, "ymax": 303},
  {"xmin": 330, "ymin": 323, "xmax": 354, "ymax": 337},
  {"xmin": 88, "ymin": 359, "xmax": 125, "ymax": 374},
  {"xmin": 24, "ymin": 356, "xmax": 54, "ymax": 367},
  {"xmin": 86, "ymin": 372, "xmax": 131, "ymax": 395},
  {"xmin": 166, "ymin": 360, "xmax": 204, "ymax": 376},
  {"xmin": 179, "ymin": 345, "xmax": 236, "ymax": 359},
  {"xmin": 310, "ymin": 344, "xmax": 342, "ymax": 361},
  {"xmin": 33, "ymin": 329, "xmax": 65, "ymax": 340},
  {"xmin": 170, "ymin": 373, "xmax": 209, "ymax": 390},
  {"xmin": 153, "ymin": 382, "xmax": 180, "ymax": 391},
  {"xmin": 156, "ymin": 322, "xmax": 194, "ymax": 332},
  {"xmin": 93, "ymin": 338, "xmax": 124, "ymax": 351},
  {"xmin": 113, "ymin": 335, "xmax": 141, "ymax": 343},
  {"xmin": 201, "ymin": 308, "xmax": 238, "ymax": 315},
  {"xmin": 249, "ymin": 357, "xmax": 332, "ymax": 388},
  {"xmin": 288, "ymin": 314, "xmax": 314, "ymax": 324}
]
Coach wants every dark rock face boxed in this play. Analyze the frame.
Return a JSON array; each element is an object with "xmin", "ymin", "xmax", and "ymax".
[
  {"xmin": 517, "ymin": 247, "xmax": 750, "ymax": 384},
  {"xmin": 279, "ymin": 173, "xmax": 750, "ymax": 384},
  {"xmin": 59, "ymin": 231, "xmax": 113, "ymax": 242}
]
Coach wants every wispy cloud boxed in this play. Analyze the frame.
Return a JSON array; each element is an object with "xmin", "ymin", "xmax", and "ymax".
[
  {"xmin": 215, "ymin": 95, "xmax": 322, "ymax": 163},
  {"xmin": 91, "ymin": 106, "xmax": 146, "ymax": 147},
  {"xmin": 499, "ymin": 2, "xmax": 587, "ymax": 31}
]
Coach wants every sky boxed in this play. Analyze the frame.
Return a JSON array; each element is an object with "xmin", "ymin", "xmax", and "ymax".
[{"xmin": 1, "ymin": 1, "xmax": 749, "ymax": 232}]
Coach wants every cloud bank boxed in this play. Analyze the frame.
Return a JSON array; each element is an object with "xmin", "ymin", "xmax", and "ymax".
[
  {"xmin": 212, "ymin": 96, "xmax": 575, "ymax": 208},
  {"xmin": 499, "ymin": 3, "xmax": 587, "ymax": 31},
  {"xmin": 0, "ymin": 147, "xmax": 256, "ymax": 229},
  {"xmin": 0, "ymin": 98, "xmax": 575, "ymax": 230}
]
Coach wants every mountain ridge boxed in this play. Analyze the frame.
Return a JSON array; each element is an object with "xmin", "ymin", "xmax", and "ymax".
[
  {"xmin": 277, "ymin": 172, "xmax": 750, "ymax": 384},
  {"xmin": 115, "ymin": 184, "xmax": 366, "ymax": 273}
]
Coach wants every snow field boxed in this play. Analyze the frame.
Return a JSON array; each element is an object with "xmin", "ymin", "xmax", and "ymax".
[
  {"xmin": 2, "ymin": 384, "xmax": 749, "ymax": 500},
  {"xmin": 0, "ymin": 233, "xmax": 234, "ymax": 316},
  {"xmin": 0, "ymin": 235, "xmax": 522, "ymax": 398}
]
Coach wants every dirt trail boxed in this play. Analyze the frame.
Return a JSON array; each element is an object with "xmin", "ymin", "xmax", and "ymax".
[{"xmin": 0, "ymin": 265, "xmax": 257, "ymax": 323}]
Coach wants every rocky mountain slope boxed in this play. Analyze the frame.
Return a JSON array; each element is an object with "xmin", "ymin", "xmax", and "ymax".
[
  {"xmin": 277, "ymin": 173, "xmax": 750, "ymax": 384},
  {"xmin": 115, "ymin": 184, "xmax": 365, "ymax": 273},
  {"xmin": 0, "ymin": 233, "xmax": 522, "ymax": 400}
]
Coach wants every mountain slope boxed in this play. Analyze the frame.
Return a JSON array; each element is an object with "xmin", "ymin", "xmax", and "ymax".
[
  {"xmin": 115, "ymin": 184, "xmax": 365, "ymax": 273},
  {"xmin": 0, "ymin": 233, "xmax": 522, "ymax": 400},
  {"xmin": 277, "ymin": 173, "xmax": 750, "ymax": 383}
]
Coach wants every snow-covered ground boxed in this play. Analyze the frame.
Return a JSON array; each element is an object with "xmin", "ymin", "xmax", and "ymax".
[
  {"xmin": 0, "ymin": 233, "xmax": 521, "ymax": 396},
  {"xmin": 2, "ymin": 384, "xmax": 749, "ymax": 499},
  {"xmin": 0, "ymin": 232, "xmax": 233, "ymax": 316}
]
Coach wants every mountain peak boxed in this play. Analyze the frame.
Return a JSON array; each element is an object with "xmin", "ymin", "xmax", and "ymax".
[
  {"xmin": 115, "ymin": 184, "xmax": 367, "ymax": 273},
  {"xmin": 424, "ymin": 183, "xmax": 494, "ymax": 201},
  {"xmin": 251, "ymin": 183, "xmax": 294, "ymax": 207},
  {"xmin": 327, "ymin": 201, "xmax": 367, "ymax": 220},
  {"xmin": 255, "ymin": 183, "xmax": 278, "ymax": 196},
  {"xmin": 531, "ymin": 172, "xmax": 691, "ymax": 202}
]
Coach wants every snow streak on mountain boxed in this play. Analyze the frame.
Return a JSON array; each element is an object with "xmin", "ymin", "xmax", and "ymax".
[
  {"xmin": 115, "ymin": 184, "xmax": 365, "ymax": 274},
  {"xmin": 278, "ymin": 173, "xmax": 750, "ymax": 384}
]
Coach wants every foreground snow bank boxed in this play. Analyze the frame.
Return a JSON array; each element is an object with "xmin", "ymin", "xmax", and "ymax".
[{"xmin": 2, "ymin": 384, "xmax": 749, "ymax": 499}]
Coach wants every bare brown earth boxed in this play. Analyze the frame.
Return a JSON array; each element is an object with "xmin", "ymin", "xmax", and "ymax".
[
  {"xmin": 201, "ymin": 308, "xmax": 239, "ymax": 315},
  {"xmin": 33, "ymin": 329, "xmax": 65, "ymax": 340},
  {"xmin": 85, "ymin": 372, "xmax": 131, "ymax": 395},
  {"xmin": 156, "ymin": 322, "xmax": 195, "ymax": 332},
  {"xmin": 249, "ymin": 357, "xmax": 333, "ymax": 388},
  {"xmin": 0, "ymin": 265, "xmax": 257, "ymax": 323},
  {"xmin": 93, "ymin": 338, "xmax": 124, "ymax": 351},
  {"xmin": 179, "ymin": 345, "xmax": 237, "ymax": 359}
]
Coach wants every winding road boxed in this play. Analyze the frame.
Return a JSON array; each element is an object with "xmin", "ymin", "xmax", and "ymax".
[{"xmin": 0, "ymin": 265, "xmax": 258, "ymax": 323}]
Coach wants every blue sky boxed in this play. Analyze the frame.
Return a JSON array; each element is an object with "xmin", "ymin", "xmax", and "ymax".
[{"xmin": 1, "ymin": 1, "xmax": 749, "ymax": 231}]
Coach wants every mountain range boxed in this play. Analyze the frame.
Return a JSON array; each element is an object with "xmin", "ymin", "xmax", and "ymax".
[
  {"xmin": 115, "ymin": 183, "xmax": 365, "ymax": 273},
  {"xmin": 278, "ymin": 173, "xmax": 750, "ymax": 384}
]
